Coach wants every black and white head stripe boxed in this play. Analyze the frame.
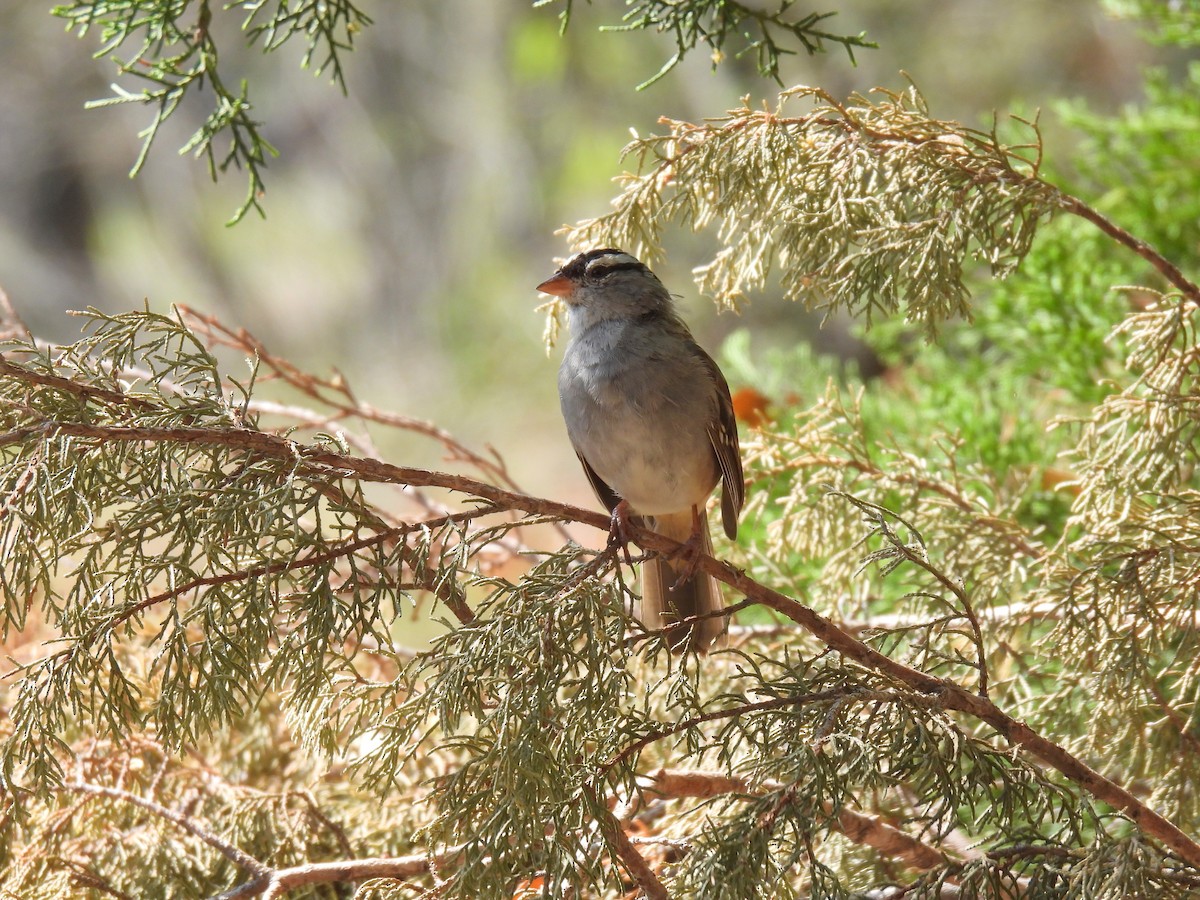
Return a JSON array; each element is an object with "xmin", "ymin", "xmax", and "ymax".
[{"xmin": 559, "ymin": 249, "xmax": 647, "ymax": 281}]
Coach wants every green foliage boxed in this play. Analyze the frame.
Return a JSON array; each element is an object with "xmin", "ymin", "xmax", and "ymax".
[
  {"xmin": 543, "ymin": 0, "xmax": 875, "ymax": 87},
  {"xmin": 53, "ymin": 0, "xmax": 372, "ymax": 222},
  {"xmin": 1057, "ymin": 62, "xmax": 1200, "ymax": 263},
  {"xmin": 3, "ymin": 278, "xmax": 1198, "ymax": 894},
  {"xmin": 1103, "ymin": 0, "xmax": 1200, "ymax": 45}
]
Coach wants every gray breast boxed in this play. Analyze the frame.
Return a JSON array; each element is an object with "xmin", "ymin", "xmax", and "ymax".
[{"xmin": 559, "ymin": 319, "xmax": 719, "ymax": 516}]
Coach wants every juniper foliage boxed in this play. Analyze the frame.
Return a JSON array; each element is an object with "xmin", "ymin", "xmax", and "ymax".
[{"xmin": 3, "ymin": 3, "xmax": 1200, "ymax": 899}]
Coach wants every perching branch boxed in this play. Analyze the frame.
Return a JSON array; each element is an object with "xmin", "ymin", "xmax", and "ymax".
[{"xmin": 7, "ymin": 411, "xmax": 1199, "ymax": 870}]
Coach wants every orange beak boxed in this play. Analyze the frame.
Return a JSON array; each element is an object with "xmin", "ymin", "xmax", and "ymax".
[{"xmin": 536, "ymin": 273, "xmax": 573, "ymax": 296}]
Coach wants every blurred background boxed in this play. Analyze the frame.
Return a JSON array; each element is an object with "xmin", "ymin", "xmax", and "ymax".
[{"xmin": 0, "ymin": 1, "xmax": 1183, "ymax": 513}]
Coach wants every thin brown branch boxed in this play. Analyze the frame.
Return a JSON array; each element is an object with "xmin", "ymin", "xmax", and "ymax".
[
  {"xmin": 12, "ymin": 418, "xmax": 613, "ymax": 530},
  {"xmin": 1057, "ymin": 193, "xmax": 1200, "ymax": 306},
  {"xmin": 0, "ymin": 283, "xmax": 32, "ymax": 342},
  {"xmin": 896, "ymin": 545, "xmax": 989, "ymax": 698},
  {"xmin": 176, "ymin": 305, "xmax": 526, "ymax": 491},
  {"xmin": 841, "ymin": 494, "xmax": 991, "ymax": 696},
  {"xmin": 50, "ymin": 858, "xmax": 133, "ymax": 900},
  {"xmin": 15, "ymin": 323, "xmax": 571, "ymax": 556},
  {"xmin": 834, "ymin": 803, "xmax": 956, "ymax": 872},
  {"xmin": 0, "ymin": 356, "xmax": 157, "ymax": 412},
  {"xmin": 1135, "ymin": 632, "xmax": 1200, "ymax": 759},
  {"xmin": 227, "ymin": 396, "xmax": 541, "ymax": 563},
  {"xmin": 99, "ymin": 508, "xmax": 485, "ymax": 632},
  {"xmin": 584, "ymin": 784, "xmax": 669, "ymax": 900},
  {"xmin": 212, "ymin": 849, "xmax": 465, "ymax": 900},
  {"xmin": 64, "ymin": 782, "xmax": 267, "ymax": 877}
]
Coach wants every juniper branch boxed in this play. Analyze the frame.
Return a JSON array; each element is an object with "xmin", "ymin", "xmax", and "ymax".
[
  {"xmin": 563, "ymin": 83, "xmax": 1200, "ymax": 326},
  {"xmin": 696, "ymin": 559, "xmax": 1200, "ymax": 868},
  {"xmin": 546, "ymin": 0, "xmax": 875, "ymax": 87},
  {"xmin": 177, "ymin": 306, "xmax": 523, "ymax": 493},
  {"xmin": 7, "ymin": 415, "xmax": 1200, "ymax": 868},
  {"xmin": 0, "ymin": 357, "xmax": 156, "ymax": 413},
  {"xmin": 65, "ymin": 782, "xmax": 267, "ymax": 877},
  {"xmin": 756, "ymin": 450, "xmax": 1045, "ymax": 561},
  {"xmin": 54, "ymin": 0, "xmax": 372, "ymax": 222},
  {"xmin": 81, "ymin": 508, "xmax": 486, "ymax": 633},
  {"xmin": 584, "ymin": 784, "xmax": 669, "ymax": 900},
  {"xmin": 839, "ymin": 492, "xmax": 990, "ymax": 698},
  {"xmin": 1057, "ymin": 193, "xmax": 1200, "ymax": 306},
  {"xmin": 600, "ymin": 686, "xmax": 882, "ymax": 776}
]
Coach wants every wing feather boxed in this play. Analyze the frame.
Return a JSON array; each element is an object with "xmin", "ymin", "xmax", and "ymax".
[
  {"xmin": 575, "ymin": 450, "xmax": 621, "ymax": 514},
  {"xmin": 692, "ymin": 346, "xmax": 744, "ymax": 540}
]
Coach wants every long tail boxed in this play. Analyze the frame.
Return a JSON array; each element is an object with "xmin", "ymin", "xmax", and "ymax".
[{"xmin": 640, "ymin": 508, "xmax": 725, "ymax": 653}]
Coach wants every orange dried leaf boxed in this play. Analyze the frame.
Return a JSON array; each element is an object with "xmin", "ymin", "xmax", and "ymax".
[{"xmin": 731, "ymin": 386, "xmax": 773, "ymax": 427}]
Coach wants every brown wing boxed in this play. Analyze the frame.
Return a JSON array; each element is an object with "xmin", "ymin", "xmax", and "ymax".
[
  {"xmin": 694, "ymin": 347, "xmax": 744, "ymax": 540},
  {"xmin": 575, "ymin": 450, "xmax": 621, "ymax": 514}
]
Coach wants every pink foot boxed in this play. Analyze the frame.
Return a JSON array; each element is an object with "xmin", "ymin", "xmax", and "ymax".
[
  {"xmin": 607, "ymin": 499, "xmax": 636, "ymax": 566},
  {"xmin": 669, "ymin": 506, "xmax": 706, "ymax": 589}
]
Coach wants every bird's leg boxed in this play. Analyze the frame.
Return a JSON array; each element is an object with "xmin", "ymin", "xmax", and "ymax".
[
  {"xmin": 607, "ymin": 499, "xmax": 637, "ymax": 567},
  {"xmin": 669, "ymin": 504, "xmax": 707, "ymax": 590}
]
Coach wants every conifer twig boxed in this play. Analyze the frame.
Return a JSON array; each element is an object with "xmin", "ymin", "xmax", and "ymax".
[
  {"xmin": 78, "ymin": 508, "xmax": 485, "ymax": 631},
  {"xmin": 599, "ymin": 687, "xmax": 890, "ymax": 775},
  {"xmin": 176, "ymin": 306, "xmax": 527, "ymax": 492}
]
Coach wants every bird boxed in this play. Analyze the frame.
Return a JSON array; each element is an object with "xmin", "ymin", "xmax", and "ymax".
[{"xmin": 538, "ymin": 248, "xmax": 744, "ymax": 652}]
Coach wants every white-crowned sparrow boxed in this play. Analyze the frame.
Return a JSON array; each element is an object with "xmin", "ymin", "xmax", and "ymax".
[{"xmin": 538, "ymin": 249, "xmax": 744, "ymax": 652}]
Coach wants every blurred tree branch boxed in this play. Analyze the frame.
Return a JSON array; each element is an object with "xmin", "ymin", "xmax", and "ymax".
[
  {"xmin": 52, "ymin": 1, "xmax": 869, "ymax": 223},
  {"xmin": 53, "ymin": 0, "xmax": 372, "ymax": 222},
  {"xmin": 544, "ymin": 0, "xmax": 875, "ymax": 87}
]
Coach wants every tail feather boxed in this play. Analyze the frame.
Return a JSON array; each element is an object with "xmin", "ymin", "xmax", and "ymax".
[{"xmin": 641, "ymin": 509, "xmax": 725, "ymax": 653}]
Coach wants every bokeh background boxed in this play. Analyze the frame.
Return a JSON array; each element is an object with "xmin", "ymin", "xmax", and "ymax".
[{"xmin": 0, "ymin": 1, "xmax": 1184, "ymax": 514}]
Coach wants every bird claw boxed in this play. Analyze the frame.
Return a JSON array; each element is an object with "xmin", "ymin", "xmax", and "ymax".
[
  {"xmin": 668, "ymin": 536, "xmax": 704, "ymax": 590},
  {"xmin": 607, "ymin": 499, "xmax": 636, "ymax": 567},
  {"xmin": 667, "ymin": 506, "xmax": 706, "ymax": 589}
]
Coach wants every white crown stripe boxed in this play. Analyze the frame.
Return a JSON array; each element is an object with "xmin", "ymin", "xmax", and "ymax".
[{"xmin": 584, "ymin": 252, "xmax": 640, "ymax": 274}]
